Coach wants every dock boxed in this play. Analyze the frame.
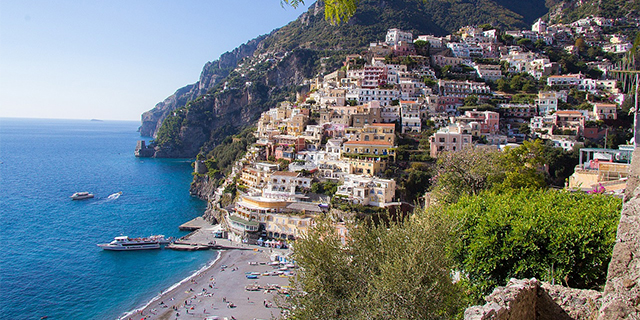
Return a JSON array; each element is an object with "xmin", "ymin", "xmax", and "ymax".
[
  {"xmin": 166, "ymin": 242, "xmax": 212, "ymax": 251},
  {"xmin": 178, "ymin": 216, "xmax": 210, "ymax": 231}
]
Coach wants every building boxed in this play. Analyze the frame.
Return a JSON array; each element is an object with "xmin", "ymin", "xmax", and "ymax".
[
  {"xmin": 264, "ymin": 171, "xmax": 312, "ymax": 196},
  {"xmin": 342, "ymin": 140, "xmax": 395, "ymax": 159},
  {"xmin": 474, "ymin": 64, "xmax": 502, "ymax": 81},
  {"xmin": 429, "ymin": 129, "xmax": 473, "ymax": 157},
  {"xmin": 386, "ymin": 28, "xmax": 413, "ymax": 46},
  {"xmin": 335, "ymin": 174, "xmax": 397, "ymax": 207},
  {"xmin": 547, "ymin": 74, "xmax": 584, "ymax": 87},
  {"xmin": 499, "ymin": 104, "xmax": 538, "ymax": 119},
  {"xmin": 535, "ymin": 92, "xmax": 560, "ymax": 115},
  {"xmin": 593, "ymin": 103, "xmax": 617, "ymax": 120},
  {"xmin": 568, "ymin": 147, "xmax": 633, "ymax": 192},
  {"xmin": 438, "ymin": 80, "xmax": 492, "ymax": 99},
  {"xmin": 400, "ymin": 101, "xmax": 422, "ymax": 133},
  {"xmin": 553, "ymin": 110, "xmax": 585, "ymax": 134},
  {"xmin": 455, "ymin": 110, "xmax": 500, "ymax": 134}
]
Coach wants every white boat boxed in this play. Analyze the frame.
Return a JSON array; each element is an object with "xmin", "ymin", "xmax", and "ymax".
[
  {"xmin": 97, "ymin": 235, "xmax": 172, "ymax": 251},
  {"xmin": 70, "ymin": 192, "xmax": 94, "ymax": 200}
]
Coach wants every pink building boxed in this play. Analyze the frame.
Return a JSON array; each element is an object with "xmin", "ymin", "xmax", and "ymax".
[{"xmin": 456, "ymin": 110, "xmax": 500, "ymax": 134}]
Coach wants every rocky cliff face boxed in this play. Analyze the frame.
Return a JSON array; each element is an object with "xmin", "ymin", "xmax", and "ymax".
[{"xmin": 139, "ymin": 36, "xmax": 265, "ymax": 138}]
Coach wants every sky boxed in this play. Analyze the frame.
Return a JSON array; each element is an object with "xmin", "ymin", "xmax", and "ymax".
[{"xmin": 0, "ymin": 0, "xmax": 311, "ymax": 121}]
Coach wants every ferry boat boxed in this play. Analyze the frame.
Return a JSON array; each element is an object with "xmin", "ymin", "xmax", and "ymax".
[
  {"xmin": 70, "ymin": 192, "xmax": 94, "ymax": 200},
  {"xmin": 97, "ymin": 235, "xmax": 172, "ymax": 251}
]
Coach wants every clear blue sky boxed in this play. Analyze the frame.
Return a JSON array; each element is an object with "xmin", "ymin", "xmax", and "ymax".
[{"xmin": 0, "ymin": 0, "xmax": 310, "ymax": 121}]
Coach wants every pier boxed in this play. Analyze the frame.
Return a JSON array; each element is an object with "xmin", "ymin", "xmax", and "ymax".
[{"xmin": 168, "ymin": 218, "xmax": 250, "ymax": 251}]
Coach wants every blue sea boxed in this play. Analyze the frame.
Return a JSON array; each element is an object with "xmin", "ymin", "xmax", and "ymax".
[{"xmin": 0, "ymin": 118, "xmax": 216, "ymax": 320}]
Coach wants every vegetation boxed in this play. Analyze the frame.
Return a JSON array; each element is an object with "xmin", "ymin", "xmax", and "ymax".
[
  {"xmin": 155, "ymin": 111, "xmax": 185, "ymax": 148},
  {"xmin": 283, "ymin": 211, "xmax": 464, "ymax": 319},
  {"xmin": 446, "ymin": 189, "xmax": 622, "ymax": 301},
  {"xmin": 200, "ymin": 127, "xmax": 256, "ymax": 181},
  {"xmin": 431, "ymin": 140, "xmax": 576, "ymax": 203},
  {"xmin": 310, "ymin": 181, "xmax": 338, "ymax": 196}
]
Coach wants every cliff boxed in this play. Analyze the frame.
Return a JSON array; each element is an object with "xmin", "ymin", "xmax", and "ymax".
[{"xmin": 139, "ymin": 36, "xmax": 265, "ymax": 138}]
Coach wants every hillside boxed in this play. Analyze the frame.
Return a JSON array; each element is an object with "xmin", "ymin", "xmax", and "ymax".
[
  {"xmin": 546, "ymin": 0, "xmax": 640, "ymax": 23},
  {"xmin": 140, "ymin": 0, "xmax": 549, "ymax": 158}
]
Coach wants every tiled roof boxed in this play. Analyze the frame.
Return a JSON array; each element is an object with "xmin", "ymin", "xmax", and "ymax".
[
  {"xmin": 271, "ymin": 171, "xmax": 300, "ymax": 177},
  {"xmin": 344, "ymin": 140, "xmax": 393, "ymax": 146},
  {"xmin": 370, "ymin": 123, "xmax": 395, "ymax": 127}
]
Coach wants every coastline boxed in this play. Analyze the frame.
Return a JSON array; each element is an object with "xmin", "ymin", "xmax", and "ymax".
[
  {"xmin": 118, "ymin": 251, "xmax": 223, "ymax": 320},
  {"xmin": 120, "ymin": 230, "xmax": 293, "ymax": 320}
]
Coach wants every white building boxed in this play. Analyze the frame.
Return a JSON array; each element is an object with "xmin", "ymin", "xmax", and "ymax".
[
  {"xmin": 473, "ymin": 63, "xmax": 502, "ymax": 81},
  {"xmin": 535, "ymin": 92, "xmax": 559, "ymax": 115},
  {"xmin": 400, "ymin": 101, "xmax": 422, "ymax": 133},
  {"xmin": 386, "ymin": 28, "xmax": 413, "ymax": 46},
  {"xmin": 335, "ymin": 174, "xmax": 396, "ymax": 207},
  {"xmin": 346, "ymin": 88, "xmax": 401, "ymax": 106},
  {"xmin": 264, "ymin": 171, "xmax": 312, "ymax": 198}
]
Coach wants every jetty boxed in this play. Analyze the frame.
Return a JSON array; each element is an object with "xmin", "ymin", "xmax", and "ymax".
[
  {"xmin": 167, "ymin": 218, "xmax": 248, "ymax": 251},
  {"xmin": 178, "ymin": 216, "xmax": 210, "ymax": 231}
]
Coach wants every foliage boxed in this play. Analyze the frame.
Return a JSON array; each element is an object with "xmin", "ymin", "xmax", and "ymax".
[
  {"xmin": 310, "ymin": 181, "xmax": 338, "ymax": 196},
  {"xmin": 205, "ymin": 127, "xmax": 256, "ymax": 176},
  {"xmin": 496, "ymin": 140, "xmax": 547, "ymax": 191},
  {"xmin": 155, "ymin": 112, "xmax": 185, "ymax": 147},
  {"xmin": 431, "ymin": 146, "xmax": 504, "ymax": 204},
  {"xmin": 540, "ymin": 140, "xmax": 579, "ymax": 187},
  {"xmin": 283, "ymin": 210, "xmax": 464, "ymax": 319},
  {"xmin": 494, "ymin": 73, "xmax": 539, "ymax": 93},
  {"xmin": 431, "ymin": 140, "xmax": 561, "ymax": 203},
  {"xmin": 400, "ymin": 162, "xmax": 433, "ymax": 203},
  {"xmin": 445, "ymin": 189, "xmax": 621, "ymax": 301}
]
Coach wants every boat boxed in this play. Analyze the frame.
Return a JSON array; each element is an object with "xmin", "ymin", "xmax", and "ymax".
[
  {"xmin": 97, "ymin": 235, "xmax": 173, "ymax": 251},
  {"xmin": 70, "ymin": 192, "xmax": 94, "ymax": 200}
]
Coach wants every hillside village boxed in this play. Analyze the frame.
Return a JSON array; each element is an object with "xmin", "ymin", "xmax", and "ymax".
[{"xmin": 195, "ymin": 17, "xmax": 637, "ymax": 245}]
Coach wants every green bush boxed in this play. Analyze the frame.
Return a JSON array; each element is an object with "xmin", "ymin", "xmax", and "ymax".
[{"xmin": 444, "ymin": 189, "xmax": 621, "ymax": 302}]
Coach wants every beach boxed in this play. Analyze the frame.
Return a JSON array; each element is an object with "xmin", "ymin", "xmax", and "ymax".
[{"xmin": 121, "ymin": 229, "xmax": 293, "ymax": 320}]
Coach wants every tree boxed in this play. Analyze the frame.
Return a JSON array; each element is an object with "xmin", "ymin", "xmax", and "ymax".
[
  {"xmin": 519, "ymin": 122, "xmax": 530, "ymax": 135},
  {"xmin": 430, "ymin": 146, "xmax": 504, "ymax": 204},
  {"xmin": 283, "ymin": 0, "xmax": 359, "ymax": 24},
  {"xmin": 283, "ymin": 211, "xmax": 464, "ymax": 319},
  {"xmin": 497, "ymin": 139, "xmax": 547, "ymax": 191},
  {"xmin": 463, "ymin": 94, "xmax": 479, "ymax": 106},
  {"xmin": 445, "ymin": 189, "xmax": 621, "ymax": 302}
]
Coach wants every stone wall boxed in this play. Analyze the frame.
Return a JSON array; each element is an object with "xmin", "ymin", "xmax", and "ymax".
[{"xmin": 464, "ymin": 279, "xmax": 601, "ymax": 320}]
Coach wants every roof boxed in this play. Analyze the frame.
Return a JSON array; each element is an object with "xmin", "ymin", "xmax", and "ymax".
[
  {"xmin": 370, "ymin": 123, "xmax": 395, "ymax": 127},
  {"xmin": 343, "ymin": 140, "xmax": 393, "ymax": 146},
  {"xmin": 228, "ymin": 214, "xmax": 260, "ymax": 227},
  {"xmin": 285, "ymin": 202, "xmax": 324, "ymax": 214},
  {"xmin": 271, "ymin": 171, "xmax": 299, "ymax": 177},
  {"xmin": 549, "ymin": 74, "xmax": 582, "ymax": 78},
  {"xmin": 555, "ymin": 110, "xmax": 583, "ymax": 115}
]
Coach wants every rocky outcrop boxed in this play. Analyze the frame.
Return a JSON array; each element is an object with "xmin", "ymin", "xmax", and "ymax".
[
  {"xmin": 598, "ymin": 148, "xmax": 640, "ymax": 320},
  {"xmin": 465, "ymin": 278, "xmax": 602, "ymax": 320},
  {"xmin": 139, "ymin": 36, "xmax": 265, "ymax": 138},
  {"xmin": 189, "ymin": 174, "xmax": 220, "ymax": 224}
]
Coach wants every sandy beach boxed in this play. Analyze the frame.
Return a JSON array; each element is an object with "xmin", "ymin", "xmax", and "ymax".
[{"xmin": 121, "ymin": 233, "xmax": 293, "ymax": 320}]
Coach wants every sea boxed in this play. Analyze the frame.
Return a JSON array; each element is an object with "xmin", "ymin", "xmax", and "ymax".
[{"xmin": 0, "ymin": 118, "xmax": 217, "ymax": 320}]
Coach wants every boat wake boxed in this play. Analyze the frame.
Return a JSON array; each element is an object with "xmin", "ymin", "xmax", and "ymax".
[{"xmin": 107, "ymin": 192, "xmax": 122, "ymax": 200}]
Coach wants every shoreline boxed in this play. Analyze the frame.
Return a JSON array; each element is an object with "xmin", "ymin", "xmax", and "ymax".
[
  {"xmin": 119, "ymin": 227, "xmax": 293, "ymax": 320},
  {"xmin": 118, "ymin": 251, "xmax": 223, "ymax": 320}
]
